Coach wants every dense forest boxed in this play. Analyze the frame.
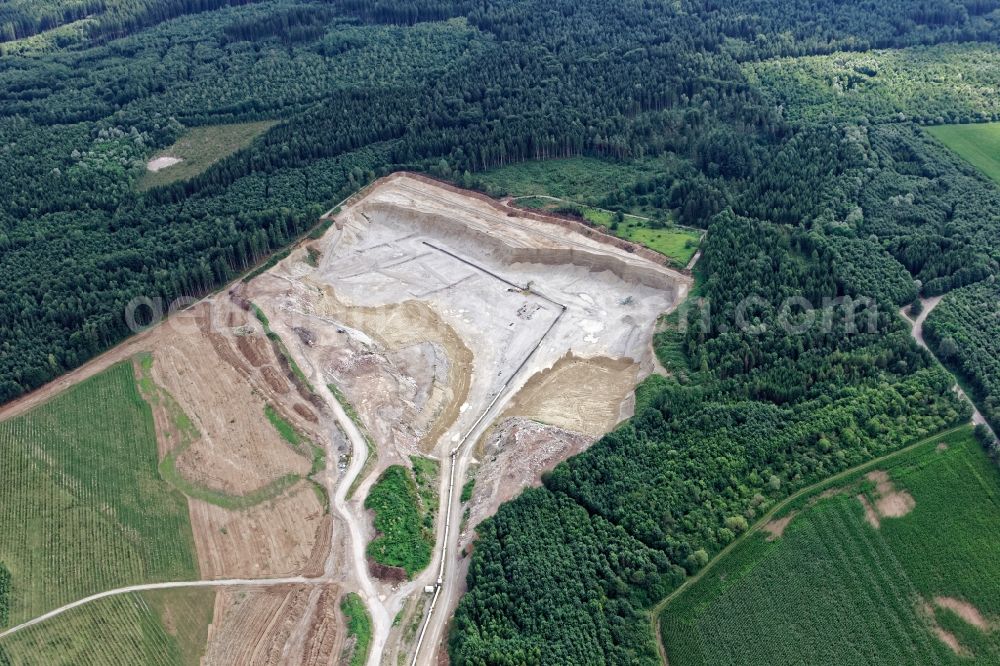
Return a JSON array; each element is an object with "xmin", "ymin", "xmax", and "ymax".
[
  {"xmin": 924, "ymin": 279, "xmax": 1000, "ymax": 434},
  {"xmin": 3, "ymin": 0, "xmax": 1000, "ymax": 404},
  {"xmin": 1, "ymin": 0, "xmax": 999, "ymax": 662}
]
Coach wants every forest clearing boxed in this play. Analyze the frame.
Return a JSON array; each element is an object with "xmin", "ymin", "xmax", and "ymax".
[
  {"xmin": 927, "ymin": 122, "xmax": 1000, "ymax": 186},
  {"xmin": 244, "ymin": 173, "xmax": 691, "ymax": 664},
  {"xmin": 138, "ymin": 121, "xmax": 278, "ymax": 190}
]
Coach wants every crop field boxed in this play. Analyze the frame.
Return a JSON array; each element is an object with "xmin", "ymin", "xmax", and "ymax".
[
  {"xmin": 744, "ymin": 43, "xmax": 1000, "ymax": 123},
  {"xmin": 137, "ymin": 121, "xmax": 278, "ymax": 191},
  {"xmin": 0, "ymin": 362, "xmax": 198, "ymax": 627},
  {"xmin": 0, "ymin": 588, "xmax": 214, "ymax": 665},
  {"xmin": 364, "ymin": 465, "xmax": 433, "ymax": 578},
  {"xmin": 927, "ymin": 122, "xmax": 1000, "ymax": 186},
  {"xmin": 662, "ymin": 429, "xmax": 1000, "ymax": 665}
]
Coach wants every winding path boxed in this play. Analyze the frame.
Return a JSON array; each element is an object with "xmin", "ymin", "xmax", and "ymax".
[{"xmin": 902, "ymin": 297, "xmax": 995, "ymax": 437}]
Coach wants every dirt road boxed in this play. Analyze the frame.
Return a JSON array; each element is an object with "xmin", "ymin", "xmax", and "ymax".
[
  {"xmin": 409, "ymin": 299, "xmax": 566, "ymax": 666},
  {"xmin": 0, "ymin": 576, "xmax": 316, "ymax": 641},
  {"xmin": 316, "ymin": 371, "xmax": 395, "ymax": 666},
  {"xmin": 902, "ymin": 297, "xmax": 995, "ymax": 436},
  {"xmin": 256, "ymin": 308, "xmax": 395, "ymax": 666}
]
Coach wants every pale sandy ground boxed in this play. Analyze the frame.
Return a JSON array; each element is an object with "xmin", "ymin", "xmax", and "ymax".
[{"xmin": 147, "ymin": 156, "xmax": 182, "ymax": 172}]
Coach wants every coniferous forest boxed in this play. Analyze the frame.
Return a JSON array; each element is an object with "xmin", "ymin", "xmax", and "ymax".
[{"xmin": 1, "ymin": 1, "xmax": 1000, "ymax": 663}]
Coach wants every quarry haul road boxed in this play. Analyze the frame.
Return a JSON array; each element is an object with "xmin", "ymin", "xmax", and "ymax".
[
  {"xmin": 407, "ymin": 243, "xmax": 567, "ymax": 666},
  {"xmin": 259, "ymin": 248, "xmax": 567, "ymax": 666},
  {"xmin": 312, "ymin": 361, "xmax": 394, "ymax": 666}
]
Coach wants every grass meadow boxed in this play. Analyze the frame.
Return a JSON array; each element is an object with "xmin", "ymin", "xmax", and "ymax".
[
  {"xmin": 927, "ymin": 122, "xmax": 1000, "ymax": 186},
  {"xmin": 364, "ymin": 465, "xmax": 433, "ymax": 577},
  {"xmin": 516, "ymin": 194, "xmax": 700, "ymax": 266},
  {"xmin": 137, "ymin": 121, "xmax": 277, "ymax": 191}
]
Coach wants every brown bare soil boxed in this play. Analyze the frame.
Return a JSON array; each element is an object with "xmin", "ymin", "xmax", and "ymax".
[
  {"xmin": 857, "ymin": 470, "xmax": 916, "ymax": 528},
  {"xmin": 934, "ymin": 596, "xmax": 992, "ymax": 631},
  {"xmin": 918, "ymin": 599, "xmax": 971, "ymax": 656},
  {"xmin": 858, "ymin": 494, "xmax": 881, "ymax": 529},
  {"xmin": 867, "ymin": 470, "xmax": 916, "ymax": 519},
  {"xmin": 282, "ymin": 585, "xmax": 344, "ymax": 665},
  {"xmin": 294, "ymin": 403, "xmax": 319, "ymax": 423},
  {"xmin": 298, "ymin": 586, "xmax": 343, "ymax": 665},
  {"xmin": 763, "ymin": 512, "xmax": 796, "ymax": 540},
  {"xmin": 190, "ymin": 483, "xmax": 329, "ymax": 579},
  {"xmin": 368, "ymin": 560, "xmax": 408, "ymax": 583},
  {"xmin": 203, "ymin": 585, "xmax": 339, "ymax": 665},
  {"xmin": 875, "ymin": 491, "xmax": 916, "ymax": 518},
  {"xmin": 501, "ymin": 353, "xmax": 638, "ymax": 437},
  {"xmin": 467, "ymin": 418, "xmax": 593, "ymax": 529},
  {"xmin": 260, "ymin": 365, "xmax": 291, "ymax": 394},
  {"xmin": 236, "ymin": 334, "xmax": 269, "ymax": 368},
  {"xmin": 149, "ymin": 302, "xmax": 314, "ymax": 496}
]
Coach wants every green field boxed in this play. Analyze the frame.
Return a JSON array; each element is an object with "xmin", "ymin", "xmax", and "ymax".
[
  {"xmin": 0, "ymin": 362, "xmax": 198, "ymax": 627},
  {"xmin": 340, "ymin": 592, "xmax": 373, "ymax": 666},
  {"xmin": 474, "ymin": 156, "xmax": 703, "ymax": 265},
  {"xmin": 515, "ymin": 196, "xmax": 701, "ymax": 266},
  {"xmin": 927, "ymin": 122, "xmax": 1000, "ymax": 186},
  {"xmin": 476, "ymin": 156, "xmax": 665, "ymax": 203},
  {"xmin": 137, "ymin": 121, "xmax": 278, "ymax": 191},
  {"xmin": 0, "ymin": 588, "xmax": 214, "ymax": 665},
  {"xmin": 364, "ymin": 465, "xmax": 433, "ymax": 577},
  {"xmin": 662, "ymin": 428, "xmax": 1000, "ymax": 665}
]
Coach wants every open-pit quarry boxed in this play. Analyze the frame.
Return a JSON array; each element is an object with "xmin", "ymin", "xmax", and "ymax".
[
  {"xmin": 0, "ymin": 174, "xmax": 689, "ymax": 665},
  {"xmin": 246, "ymin": 174, "xmax": 691, "ymax": 665}
]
